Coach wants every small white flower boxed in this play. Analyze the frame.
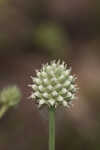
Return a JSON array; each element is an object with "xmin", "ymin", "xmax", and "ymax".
[
  {"xmin": 68, "ymin": 75, "xmax": 73, "ymax": 81},
  {"xmin": 48, "ymin": 99, "xmax": 55, "ymax": 106},
  {"xmin": 47, "ymin": 66, "xmax": 51, "ymax": 71},
  {"xmin": 47, "ymin": 85, "xmax": 53, "ymax": 91},
  {"xmin": 72, "ymin": 76, "xmax": 77, "ymax": 83},
  {"xmin": 61, "ymin": 88, "xmax": 67, "ymax": 94},
  {"xmin": 55, "ymin": 84, "xmax": 62, "ymax": 89},
  {"xmin": 69, "ymin": 85, "xmax": 75, "ymax": 91},
  {"xmin": 59, "ymin": 75, "xmax": 65, "ymax": 81},
  {"xmin": 64, "ymin": 81, "xmax": 70, "ymax": 87},
  {"xmin": 30, "ymin": 93, "xmax": 36, "ymax": 99},
  {"xmin": 39, "ymin": 85, "xmax": 44, "ymax": 92},
  {"xmin": 43, "ymin": 79, "xmax": 49, "ymax": 85},
  {"xmin": 52, "ymin": 91, "xmax": 58, "ymax": 97},
  {"xmin": 57, "ymin": 96, "xmax": 63, "ymax": 102},
  {"xmin": 34, "ymin": 78, "xmax": 41, "ymax": 84},
  {"xmin": 60, "ymin": 65, "xmax": 64, "ymax": 69},
  {"xmin": 41, "ymin": 71, "xmax": 47, "ymax": 77},
  {"xmin": 65, "ymin": 69, "xmax": 71, "ymax": 76},
  {"xmin": 34, "ymin": 91, "xmax": 40, "ymax": 97},
  {"xmin": 37, "ymin": 71, "xmax": 41, "ymax": 77},
  {"xmin": 52, "ymin": 63, "xmax": 56, "ymax": 68},
  {"xmin": 28, "ymin": 84, "xmax": 37, "ymax": 90},
  {"xmin": 51, "ymin": 77, "xmax": 57, "ymax": 83},
  {"xmin": 71, "ymin": 94, "xmax": 76, "ymax": 100},
  {"xmin": 62, "ymin": 101, "xmax": 68, "ymax": 107},
  {"xmin": 67, "ymin": 92, "xmax": 72, "ymax": 98},
  {"xmin": 39, "ymin": 99, "xmax": 45, "ymax": 107},
  {"xmin": 43, "ymin": 93, "xmax": 49, "ymax": 98},
  {"xmin": 50, "ymin": 70, "xmax": 54, "ymax": 76}
]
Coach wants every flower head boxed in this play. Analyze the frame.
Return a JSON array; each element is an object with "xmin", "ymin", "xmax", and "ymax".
[
  {"xmin": 0, "ymin": 86, "xmax": 21, "ymax": 107},
  {"xmin": 29, "ymin": 60, "xmax": 78, "ymax": 109}
]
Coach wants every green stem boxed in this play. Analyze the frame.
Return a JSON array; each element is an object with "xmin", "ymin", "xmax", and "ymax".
[
  {"xmin": 49, "ymin": 107, "xmax": 55, "ymax": 150},
  {"xmin": 0, "ymin": 105, "xmax": 8, "ymax": 119}
]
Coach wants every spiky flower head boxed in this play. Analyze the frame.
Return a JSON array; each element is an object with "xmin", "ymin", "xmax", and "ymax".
[{"xmin": 29, "ymin": 60, "xmax": 78, "ymax": 109}]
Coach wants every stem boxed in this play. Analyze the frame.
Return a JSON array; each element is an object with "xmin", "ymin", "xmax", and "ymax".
[
  {"xmin": 49, "ymin": 107, "xmax": 55, "ymax": 150},
  {"xmin": 0, "ymin": 105, "xmax": 8, "ymax": 119}
]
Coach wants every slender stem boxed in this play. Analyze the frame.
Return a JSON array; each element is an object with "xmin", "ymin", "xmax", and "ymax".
[
  {"xmin": 49, "ymin": 107, "xmax": 55, "ymax": 150},
  {"xmin": 0, "ymin": 105, "xmax": 8, "ymax": 119}
]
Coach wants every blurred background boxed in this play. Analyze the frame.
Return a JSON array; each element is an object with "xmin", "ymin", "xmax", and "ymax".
[{"xmin": 0, "ymin": 0, "xmax": 100, "ymax": 150}]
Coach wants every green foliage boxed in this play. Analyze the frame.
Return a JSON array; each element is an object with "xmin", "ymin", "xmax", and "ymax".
[{"xmin": 0, "ymin": 86, "xmax": 21, "ymax": 118}]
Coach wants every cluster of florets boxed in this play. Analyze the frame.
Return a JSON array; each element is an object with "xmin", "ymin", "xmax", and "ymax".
[{"xmin": 29, "ymin": 60, "xmax": 78, "ymax": 109}]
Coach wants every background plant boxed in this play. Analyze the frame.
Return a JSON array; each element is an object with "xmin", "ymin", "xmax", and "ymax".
[{"xmin": 0, "ymin": 85, "xmax": 21, "ymax": 119}]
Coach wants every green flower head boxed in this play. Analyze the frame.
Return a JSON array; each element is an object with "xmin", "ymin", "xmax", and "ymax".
[
  {"xmin": 0, "ymin": 86, "xmax": 21, "ymax": 107},
  {"xmin": 29, "ymin": 60, "xmax": 78, "ymax": 109}
]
